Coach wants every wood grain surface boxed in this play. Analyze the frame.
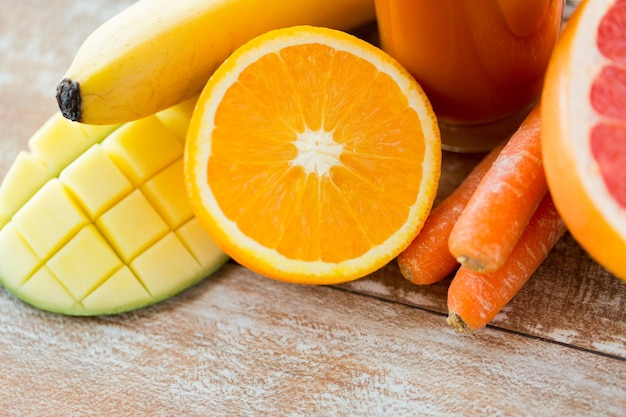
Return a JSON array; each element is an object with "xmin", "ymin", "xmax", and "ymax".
[
  {"xmin": 2, "ymin": 264, "xmax": 625, "ymax": 416},
  {"xmin": 1, "ymin": 1, "xmax": 625, "ymax": 416}
]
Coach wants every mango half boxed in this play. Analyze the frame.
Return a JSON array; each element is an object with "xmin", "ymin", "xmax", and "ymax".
[{"xmin": 0, "ymin": 98, "xmax": 228, "ymax": 315}]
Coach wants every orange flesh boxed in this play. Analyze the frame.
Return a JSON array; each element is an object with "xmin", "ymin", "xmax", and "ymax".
[
  {"xmin": 591, "ymin": 0, "xmax": 626, "ymax": 208},
  {"xmin": 374, "ymin": 0, "xmax": 562, "ymax": 124},
  {"xmin": 206, "ymin": 43, "xmax": 426, "ymax": 263}
]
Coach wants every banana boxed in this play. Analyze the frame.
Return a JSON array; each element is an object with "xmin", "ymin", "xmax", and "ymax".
[
  {"xmin": 56, "ymin": 0, "xmax": 376, "ymax": 125},
  {"xmin": 0, "ymin": 97, "xmax": 229, "ymax": 315}
]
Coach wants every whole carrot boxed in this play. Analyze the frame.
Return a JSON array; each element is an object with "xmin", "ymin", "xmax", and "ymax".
[
  {"xmin": 397, "ymin": 142, "xmax": 505, "ymax": 285},
  {"xmin": 446, "ymin": 193, "xmax": 566, "ymax": 332},
  {"xmin": 448, "ymin": 103, "xmax": 547, "ymax": 273}
]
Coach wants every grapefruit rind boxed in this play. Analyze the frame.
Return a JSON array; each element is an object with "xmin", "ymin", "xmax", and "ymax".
[{"xmin": 541, "ymin": 0, "xmax": 626, "ymax": 281}]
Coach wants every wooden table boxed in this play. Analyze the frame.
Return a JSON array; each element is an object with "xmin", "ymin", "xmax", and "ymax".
[{"xmin": 1, "ymin": 1, "xmax": 624, "ymax": 415}]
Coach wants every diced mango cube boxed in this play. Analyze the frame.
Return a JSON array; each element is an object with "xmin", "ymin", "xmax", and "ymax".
[
  {"xmin": 28, "ymin": 113, "xmax": 118, "ymax": 176},
  {"xmin": 130, "ymin": 233, "xmax": 203, "ymax": 298},
  {"xmin": 13, "ymin": 179, "xmax": 89, "ymax": 259},
  {"xmin": 176, "ymin": 218, "xmax": 227, "ymax": 270},
  {"xmin": 96, "ymin": 190, "xmax": 169, "ymax": 263},
  {"xmin": 0, "ymin": 223, "xmax": 41, "ymax": 287},
  {"xmin": 0, "ymin": 151, "xmax": 51, "ymax": 228},
  {"xmin": 101, "ymin": 116, "xmax": 183, "ymax": 186},
  {"xmin": 141, "ymin": 159, "xmax": 193, "ymax": 229},
  {"xmin": 47, "ymin": 225, "xmax": 123, "ymax": 300},
  {"xmin": 60, "ymin": 145, "xmax": 133, "ymax": 219},
  {"xmin": 82, "ymin": 266, "xmax": 151, "ymax": 313},
  {"xmin": 19, "ymin": 266, "xmax": 76, "ymax": 312},
  {"xmin": 155, "ymin": 95, "xmax": 197, "ymax": 142},
  {"xmin": 0, "ymin": 116, "xmax": 118, "ymax": 230}
]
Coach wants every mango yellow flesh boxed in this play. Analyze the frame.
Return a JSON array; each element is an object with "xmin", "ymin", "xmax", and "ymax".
[{"xmin": 0, "ymin": 98, "xmax": 228, "ymax": 315}]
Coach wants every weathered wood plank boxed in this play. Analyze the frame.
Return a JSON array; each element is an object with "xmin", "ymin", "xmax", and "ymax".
[{"xmin": 1, "ymin": 264, "xmax": 625, "ymax": 417}]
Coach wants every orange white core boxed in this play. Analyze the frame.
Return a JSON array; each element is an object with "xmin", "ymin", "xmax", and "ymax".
[{"xmin": 291, "ymin": 128, "xmax": 344, "ymax": 176}]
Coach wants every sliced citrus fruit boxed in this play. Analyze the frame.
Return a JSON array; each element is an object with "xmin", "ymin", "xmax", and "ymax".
[
  {"xmin": 185, "ymin": 25, "xmax": 441, "ymax": 285},
  {"xmin": 541, "ymin": 0, "xmax": 626, "ymax": 281}
]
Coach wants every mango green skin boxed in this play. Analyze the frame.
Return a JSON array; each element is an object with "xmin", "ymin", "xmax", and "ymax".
[
  {"xmin": 56, "ymin": 0, "xmax": 376, "ymax": 125},
  {"xmin": 0, "ymin": 99, "xmax": 229, "ymax": 315}
]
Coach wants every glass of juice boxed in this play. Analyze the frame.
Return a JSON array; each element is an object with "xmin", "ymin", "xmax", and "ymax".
[{"xmin": 375, "ymin": 0, "xmax": 564, "ymax": 152}]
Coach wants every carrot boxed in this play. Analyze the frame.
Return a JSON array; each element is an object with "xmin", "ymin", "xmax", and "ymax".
[
  {"xmin": 448, "ymin": 103, "xmax": 548, "ymax": 273},
  {"xmin": 446, "ymin": 192, "xmax": 566, "ymax": 332},
  {"xmin": 397, "ymin": 142, "xmax": 505, "ymax": 285}
]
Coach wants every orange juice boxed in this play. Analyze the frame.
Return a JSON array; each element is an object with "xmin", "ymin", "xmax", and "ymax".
[{"xmin": 375, "ymin": 0, "xmax": 563, "ymax": 152}]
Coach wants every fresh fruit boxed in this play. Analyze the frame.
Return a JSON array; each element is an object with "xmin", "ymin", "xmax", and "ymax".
[
  {"xmin": 541, "ymin": 0, "xmax": 626, "ymax": 281},
  {"xmin": 185, "ymin": 26, "xmax": 441, "ymax": 285},
  {"xmin": 55, "ymin": 0, "xmax": 376, "ymax": 125},
  {"xmin": 0, "ymin": 98, "xmax": 228, "ymax": 315}
]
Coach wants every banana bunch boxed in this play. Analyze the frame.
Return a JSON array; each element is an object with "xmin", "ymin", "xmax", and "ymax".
[{"xmin": 56, "ymin": 0, "xmax": 376, "ymax": 125}]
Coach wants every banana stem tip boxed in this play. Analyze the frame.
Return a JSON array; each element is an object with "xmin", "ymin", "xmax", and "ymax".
[{"xmin": 56, "ymin": 78, "xmax": 82, "ymax": 122}]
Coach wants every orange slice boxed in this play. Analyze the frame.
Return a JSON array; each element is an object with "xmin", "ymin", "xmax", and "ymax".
[
  {"xmin": 541, "ymin": 0, "xmax": 626, "ymax": 281},
  {"xmin": 185, "ymin": 26, "xmax": 441, "ymax": 284}
]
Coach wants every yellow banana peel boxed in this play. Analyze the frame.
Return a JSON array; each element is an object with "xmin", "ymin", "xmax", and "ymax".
[{"xmin": 56, "ymin": 0, "xmax": 376, "ymax": 125}]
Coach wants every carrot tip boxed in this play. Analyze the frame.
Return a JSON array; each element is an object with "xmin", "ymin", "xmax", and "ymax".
[
  {"xmin": 397, "ymin": 262, "xmax": 414, "ymax": 283},
  {"xmin": 446, "ymin": 312, "xmax": 472, "ymax": 333},
  {"xmin": 456, "ymin": 255, "xmax": 487, "ymax": 273}
]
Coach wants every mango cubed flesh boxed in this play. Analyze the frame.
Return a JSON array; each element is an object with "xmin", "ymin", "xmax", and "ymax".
[
  {"xmin": 155, "ymin": 95, "xmax": 199, "ymax": 141},
  {"xmin": 0, "ymin": 115, "xmax": 118, "ymax": 229},
  {"xmin": 28, "ymin": 114, "xmax": 118, "ymax": 173},
  {"xmin": 101, "ymin": 117, "xmax": 183, "ymax": 187},
  {"xmin": 130, "ymin": 232, "xmax": 204, "ymax": 298},
  {"xmin": 12, "ymin": 179, "xmax": 89, "ymax": 259},
  {"xmin": 0, "ymin": 100, "xmax": 228, "ymax": 315},
  {"xmin": 96, "ymin": 189, "xmax": 170, "ymax": 264},
  {"xmin": 176, "ymin": 218, "xmax": 227, "ymax": 270},
  {"xmin": 141, "ymin": 159, "xmax": 192, "ymax": 229},
  {"xmin": 0, "ymin": 223, "xmax": 41, "ymax": 288},
  {"xmin": 60, "ymin": 145, "xmax": 133, "ymax": 219},
  {"xmin": 0, "ymin": 152, "xmax": 50, "ymax": 229},
  {"xmin": 47, "ymin": 224, "xmax": 123, "ymax": 300},
  {"xmin": 81, "ymin": 266, "xmax": 150, "ymax": 313},
  {"xmin": 19, "ymin": 266, "xmax": 77, "ymax": 313}
]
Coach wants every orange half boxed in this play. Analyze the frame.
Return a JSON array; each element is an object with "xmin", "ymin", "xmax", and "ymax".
[{"xmin": 185, "ymin": 26, "xmax": 441, "ymax": 284}]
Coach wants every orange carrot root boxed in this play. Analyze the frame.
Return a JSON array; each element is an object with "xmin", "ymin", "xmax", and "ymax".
[
  {"xmin": 446, "ymin": 192, "xmax": 566, "ymax": 332},
  {"xmin": 448, "ymin": 104, "xmax": 548, "ymax": 274},
  {"xmin": 397, "ymin": 143, "xmax": 505, "ymax": 285}
]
